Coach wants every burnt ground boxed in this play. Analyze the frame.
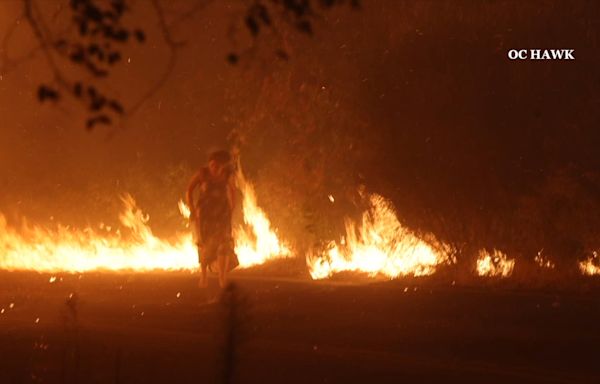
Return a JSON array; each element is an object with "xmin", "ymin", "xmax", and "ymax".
[{"xmin": 0, "ymin": 270, "xmax": 599, "ymax": 383}]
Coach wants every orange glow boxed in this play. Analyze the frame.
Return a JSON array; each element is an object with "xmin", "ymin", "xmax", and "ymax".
[
  {"xmin": 534, "ymin": 249, "xmax": 555, "ymax": 269},
  {"xmin": 0, "ymin": 175, "xmax": 291, "ymax": 272},
  {"xmin": 476, "ymin": 249, "xmax": 514, "ymax": 277},
  {"xmin": 579, "ymin": 252, "xmax": 600, "ymax": 275},
  {"xmin": 0, "ymin": 194, "xmax": 196, "ymax": 272},
  {"xmin": 232, "ymin": 171, "xmax": 292, "ymax": 267},
  {"xmin": 306, "ymin": 193, "xmax": 453, "ymax": 279}
]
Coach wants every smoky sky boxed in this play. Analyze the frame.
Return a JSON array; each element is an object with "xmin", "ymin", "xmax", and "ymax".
[{"xmin": 0, "ymin": 0, "xmax": 599, "ymax": 242}]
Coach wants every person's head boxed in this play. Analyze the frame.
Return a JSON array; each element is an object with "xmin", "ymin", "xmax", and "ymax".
[{"xmin": 207, "ymin": 149, "xmax": 232, "ymax": 179}]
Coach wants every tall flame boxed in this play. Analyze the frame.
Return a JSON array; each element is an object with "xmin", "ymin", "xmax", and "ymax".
[
  {"xmin": 0, "ymin": 176, "xmax": 291, "ymax": 272},
  {"xmin": 476, "ymin": 249, "xmax": 515, "ymax": 277},
  {"xmin": 233, "ymin": 172, "xmax": 292, "ymax": 267},
  {"xmin": 306, "ymin": 193, "xmax": 452, "ymax": 279}
]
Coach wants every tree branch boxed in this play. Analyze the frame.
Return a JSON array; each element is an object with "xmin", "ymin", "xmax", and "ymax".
[
  {"xmin": 23, "ymin": 0, "xmax": 68, "ymax": 88},
  {"xmin": 125, "ymin": 0, "xmax": 183, "ymax": 117}
]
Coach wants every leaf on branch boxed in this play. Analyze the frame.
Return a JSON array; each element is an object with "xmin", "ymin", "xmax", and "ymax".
[
  {"xmin": 134, "ymin": 29, "xmax": 146, "ymax": 43},
  {"xmin": 69, "ymin": 48, "xmax": 85, "ymax": 63},
  {"xmin": 103, "ymin": 10, "xmax": 117, "ymax": 22},
  {"xmin": 276, "ymin": 49, "xmax": 289, "ymax": 60},
  {"xmin": 227, "ymin": 53, "xmax": 239, "ymax": 65},
  {"xmin": 90, "ymin": 96, "xmax": 106, "ymax": 111},
  {"xmin": 87, "ymin": 86, "xmax": 98, "ymax": 99},
  {"xmin": 108, "ymin": 100, "xmax": 124, "ymax": 114},
  {"xmin": 84, "ymin": 3, "xmax": 104, "ymax": 22},
  {"xmin": 245, "ymin": 16, "xmax": 259, "ymax": 36},
  {"xmin": 112, "ymin": 29, "xmax": 129, "ymax": 42},
  {"xmin": 78, "ymin": 21, "xmax": 88, "ymax": 36},
  {"xmin": 87, "ymin": 43, "xmax": 100, "ymax": 55},
  {"xmin": 54, "ymin": 39, "xmax": 68, "ymax": 50},
  {"xmin": 256, "ymin": 5, "xmax": 271, "ymax": 25},
  {"xmin": 85, "ymin": 61, "xmax": 108, "ymax": 77},
  {"xmin": 70, "ymin": 0, "xmax": 85, "ymax": 11},
  {"xmin": 86, "ymin": 114, "xmax": 111, "ymax": 130},
  {"xmin": 107, "ymin": 51, "xmax": 121, "ymax": 64},
  {"xmin": 73, "ymin": 82, "xmax": 83, "ymax": 97},
  {"xmin": 111, "ymin": 0, "xmax": 126, "ymax": 15},
  {"xmin": 90, "ymin": 26, "xmax": 102, "ymax": 36},
  {"xmin": 284, "ymin": 1, "xmax": 307, "ymax": 17},
  {"xmin": 296, "ymin": 20, "xmax": 313, "ymax": 35},
  {"xmin": 37, "ymin": 85, "xmax": 60, "ymax": 102},
  {"xmin": 319, "ymin": 0, "xmax": 337, "ymax": 7}
]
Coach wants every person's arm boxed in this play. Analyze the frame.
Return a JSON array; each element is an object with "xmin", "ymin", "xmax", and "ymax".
[
  {"xmin": 227, "ymin": 175, "xmax": 236, "ymax": 211},
  {"xmin": 186, "ymin": 171, "xmax": 204, "ymax": 219}
]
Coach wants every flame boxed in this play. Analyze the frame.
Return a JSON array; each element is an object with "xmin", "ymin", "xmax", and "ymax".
[
  {"xmin": 0, "ymin": 194, "xmax": 196, "ymax": 272},
  {"xmin": 307, "ymin": 193, "xmax": 452, "ymax": 279},
  {"xmin": 0, "ymin": 176, "xmax": 291, "ymax": 272},
  {"xmin": 476, "ymin": 249, "xmax": 515, "ymax": 277},
  {"xmin": 178, "ymin": 200, "xmax": 191, "ymax": 221},
  {"xmin": 534, "ymin": 249, "xmax": 555, "ymax": 269},
  {"xmin": 579, "ymin": 251, "xmax": 600, "ymax": 275},
  {"xmin": 233, "ymin": 172, "xmax": 291, "ymax": 267}
]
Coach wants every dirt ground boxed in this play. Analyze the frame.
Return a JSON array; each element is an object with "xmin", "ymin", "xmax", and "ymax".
[{"xmin": 0, "ymin": 270, "xmax": 599, "ymax": 383}]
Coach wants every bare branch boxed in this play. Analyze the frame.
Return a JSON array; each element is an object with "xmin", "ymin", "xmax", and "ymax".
[
  {"xmin": 167, "ymin": 0, "xmax": 215, "ymax": 31},
  {"xmin": 23, "ymin": 0, "xmax": 69, "ymax": 89},
  {"xmin": 126, "ymin": 0, "xmax": 182, "ymax": 117}
]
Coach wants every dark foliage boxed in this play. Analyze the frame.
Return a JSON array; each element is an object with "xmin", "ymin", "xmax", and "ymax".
[
  {"xmin": 228, "ymin": 0, "xmax": 360, "ymax": 65},
  {"xmin": 61, "ymin": 0, "xmax": 142, "ymax": 126},
  {"xmin": 27, "ymin": 0, "xmax": 145, "ymax": 128},
  {"xmin": 28, "ymin": 0, "xmax": 359, "ymax": 129},
  {"xmin": 37, "ymin": 84, "xmax": 60, "ymax": 102}
]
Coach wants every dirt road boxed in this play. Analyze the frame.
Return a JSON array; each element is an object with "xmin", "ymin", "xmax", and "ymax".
[{"xmin": 1, "ymin": 271, "xmax": 599, "ymax": 383}]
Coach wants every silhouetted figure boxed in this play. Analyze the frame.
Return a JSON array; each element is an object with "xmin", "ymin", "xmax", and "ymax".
[{"xmin": 186, "ymin": 150, "xmax": 239, "ymax": 288}]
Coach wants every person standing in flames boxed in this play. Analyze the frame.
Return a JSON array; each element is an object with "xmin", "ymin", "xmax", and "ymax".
[{"xmin": 186, "ymin": 150, "xmax": 239, "ymax": 288}]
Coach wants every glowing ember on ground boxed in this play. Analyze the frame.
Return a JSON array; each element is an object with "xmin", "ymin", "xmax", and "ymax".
[
  {"xmin": 306, "ymin": 193, "xmax": 452, "ymax": 279},
  {"xmin": 534, "ymin": 249, "xmax": 555, "ymax": 269},
  {"xmin": 579, "ymin": 251, "xmax": 600, "ymax": 275},
  {"xmin": 476, "ymin": 249, "xmax": 515, "ymax": 277},
  {"xmin": 0, "ymin": 176, "xmax": 290, "ymax": 272}
]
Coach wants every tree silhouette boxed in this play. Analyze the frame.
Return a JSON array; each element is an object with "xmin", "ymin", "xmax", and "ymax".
[{"xmin": 1, "ymin": 0, "xmax": 359, "ymax": 130}]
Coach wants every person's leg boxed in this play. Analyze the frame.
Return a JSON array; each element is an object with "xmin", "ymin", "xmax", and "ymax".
[
  {"xmin": 217, "ymin": 254, "xmax": 227, "ymax": 288},
  {"xmin": 200, "ymin": 263, "xmax": 208, "ymax": 288},
  {"xmin": 197, "ymin": 245, "xmax": 208, "ymax": 288},
  {"xmin": 223, "ymin": 253, "xmax": 230, "ymax": 285}
]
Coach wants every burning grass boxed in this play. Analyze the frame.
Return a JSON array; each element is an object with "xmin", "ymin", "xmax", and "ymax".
[
  {"xmin": 1, "ymin": 176, "xmax": 598, "ymax": 281},
  {"xmin": 306, "ymin": 193, "xmax": 454, "ymax": 279},
  {"xmin": 476, "ymin": 249, "xmax": 515, "ymax": 277},
  {"xmin": 579, "ymin": 252, "xmax": 600, "ymax": 276},
  {"xmin": 0, "ymin": 174, "xmax": 291, "ymax": 273}
]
